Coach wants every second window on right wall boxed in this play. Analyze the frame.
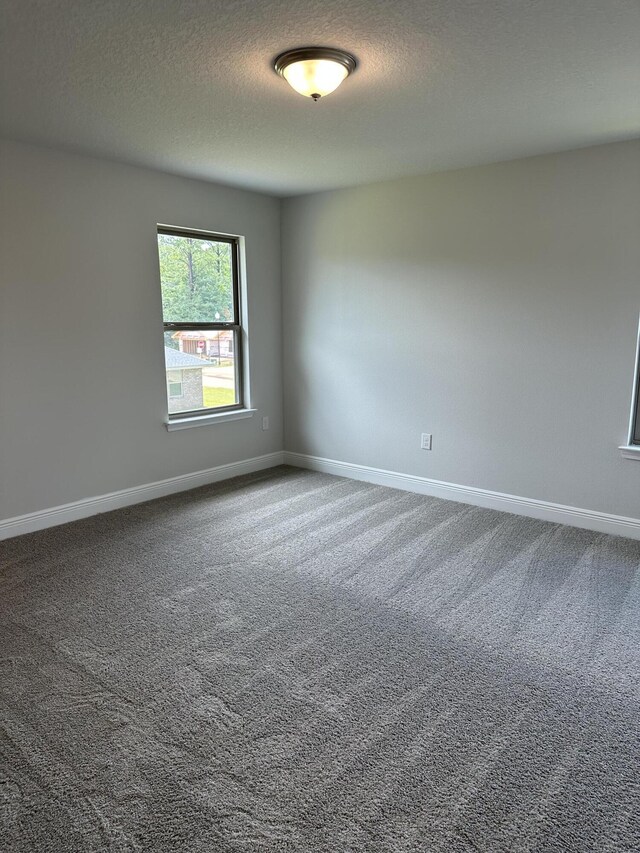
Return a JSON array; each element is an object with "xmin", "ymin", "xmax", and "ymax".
[
  {"xmin": 628, "ymin": 317, "xmax": 640, "ymax": 447},
  {"xmin": 632, "ymin": 360, "xmax": 640, "ymax": 446}
]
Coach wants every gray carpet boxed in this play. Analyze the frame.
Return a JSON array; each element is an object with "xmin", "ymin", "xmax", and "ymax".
[{"xmin": 1, "ymin": 466, "xmax": 639, "ymax": 852}]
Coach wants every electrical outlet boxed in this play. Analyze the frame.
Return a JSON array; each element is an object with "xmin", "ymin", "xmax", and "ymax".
[
  {"xmin": 262, "ymin": 416, "xmax": 269, "ymax": 431},
  {"xmin": 421, "ymin": 433, "xmax": 432, "ymax": 450}
]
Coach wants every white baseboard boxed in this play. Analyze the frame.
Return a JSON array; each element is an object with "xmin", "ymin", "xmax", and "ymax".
[
  {"xmin": 283, "ymin": 451, "xmax": 640, "ymax": 541},
  {"xmin": 4, "ymin": 449, "xmax": 638, "ymax": 543},
  {"xmin": 0, "ymin": 452, "xmax": 285, "ymax": 541}
]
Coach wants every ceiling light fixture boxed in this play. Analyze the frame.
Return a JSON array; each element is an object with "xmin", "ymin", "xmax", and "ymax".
[{"xmin": 274, "ymin": 47, "xmax": 357, "ymax": 102}]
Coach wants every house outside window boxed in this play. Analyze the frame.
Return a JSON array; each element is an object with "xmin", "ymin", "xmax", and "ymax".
[
  {"xmin": 157, "ymin": 227, "xmax": 244, "ymax": 419},
  {"xmin": 164, "ymin": 355, "xmax": 208, "ymax": 411}
]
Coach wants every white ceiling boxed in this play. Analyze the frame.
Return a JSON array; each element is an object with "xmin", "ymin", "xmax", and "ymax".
[{"xmin": 1, "ymin": 0, "xmax": 638, "ymax": 196}]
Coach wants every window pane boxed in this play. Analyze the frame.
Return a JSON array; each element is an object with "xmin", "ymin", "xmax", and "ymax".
[
  {"xmin": 164, "ymin": 331, "xmax": 238, "ymax": 414},
  {"xmin": 158, "ymin": 233, "xmax": 234, "ymax": 323}
]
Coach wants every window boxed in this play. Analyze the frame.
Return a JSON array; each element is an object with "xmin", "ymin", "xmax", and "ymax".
[
  {"xmin": 621, "ymin": 315, "xmax": 640, "ymax": 457},
  {"xmin": 631, "ymin": 340, "xmax": 640, "ymax": 446},
  {"xmin": 167, "ymin": 371, "xmax": 183, "ymax": 398},
  {"xmin": 157, "ymin": 227, "xmax": 243, "ymax": 419}
]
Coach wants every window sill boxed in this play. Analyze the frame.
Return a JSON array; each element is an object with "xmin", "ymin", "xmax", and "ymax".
[
  {"xmin": 166, "ymin": 408, "xmax": 256, "ymax": 431},
  {"xmin": 619, "ymin": 445, "xmax": 640, "ymax": 461}
]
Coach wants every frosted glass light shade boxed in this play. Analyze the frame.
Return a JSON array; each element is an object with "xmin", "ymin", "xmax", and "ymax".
[
  {"xmin": 282, "ymin": 59, "xmax": 349, "ymax": 99},
  {"xmin": 274, "ymin": 48, "xmax": 357, "ymax": 101}
]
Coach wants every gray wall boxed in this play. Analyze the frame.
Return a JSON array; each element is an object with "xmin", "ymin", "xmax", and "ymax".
[
  {"xmin": 2, "ymin": 138, "xmax": 638, "ymax": 523},
  {"xmin": 0, "ymin": 140, "xmax": 282, "ymax": 519},
  {"xmin": 282, "ymin": 141, "xmax": 640, "ymax": 518}
]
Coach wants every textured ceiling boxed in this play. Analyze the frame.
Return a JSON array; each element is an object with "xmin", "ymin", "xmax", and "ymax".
[{"xmin": 1, "ymin": 0, "xmax": 638, "ymax": 195}]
